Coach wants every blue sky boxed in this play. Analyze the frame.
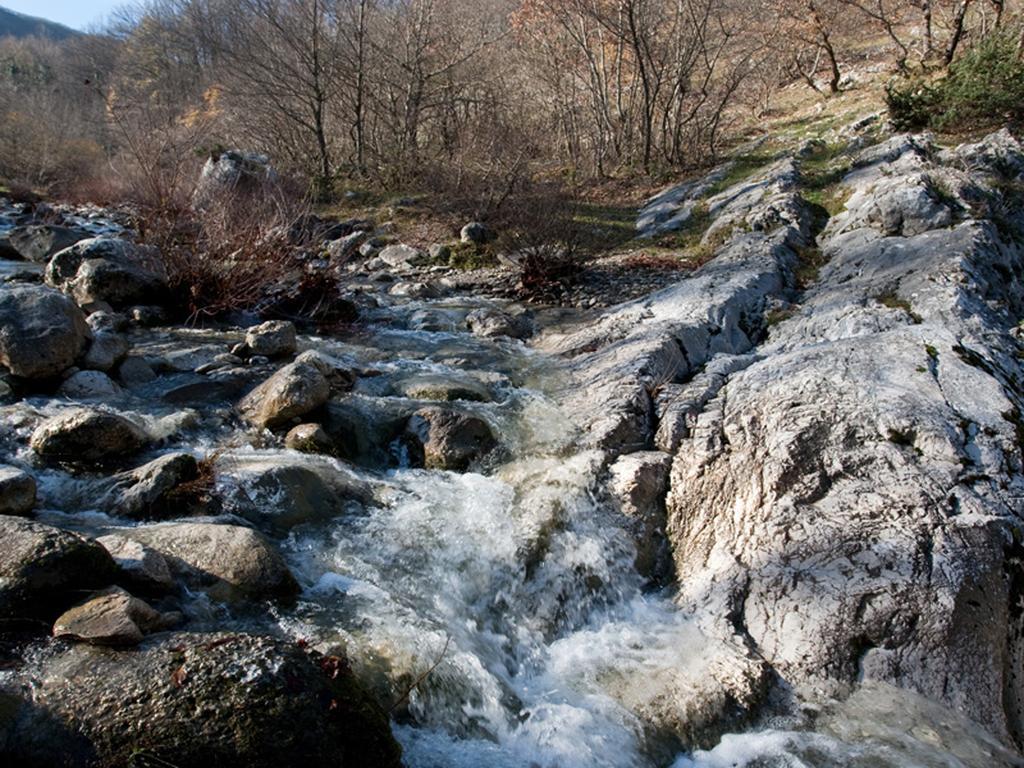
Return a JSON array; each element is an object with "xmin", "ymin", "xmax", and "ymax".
[{"xmin": 2, "ymin": 1, "xmax": 123, "ymax": 31}]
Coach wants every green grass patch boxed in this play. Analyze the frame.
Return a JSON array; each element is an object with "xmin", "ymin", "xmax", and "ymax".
[
  {"xmin": 875, "ymin": 291, "xmax": 923, "ymax": 324},
  {"xmin": 794, "ymin": 246, "xmax": 829, "ymax": 289}
]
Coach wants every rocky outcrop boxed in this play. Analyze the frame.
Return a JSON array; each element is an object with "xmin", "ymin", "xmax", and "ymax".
[
  {"xmin": 0, "ymin": 284, "xmax": 89, "ymax": 379},
  {"xmin": 46, "ymin": 237, "xmax": 169, "ymax": 308},
  {"xmin": 30, "ymin": 408, "xmax": 151, "ymax": 463},
  {"xmin": 0, "ymin": 632, "xmax": 403, "ymax": 768},
  {"xmin": 0, "ymin": 516, "xmax": 116, "ymax": 622}
]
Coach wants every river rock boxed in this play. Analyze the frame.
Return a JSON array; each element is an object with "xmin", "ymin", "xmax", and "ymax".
[
  {"xmin": 6, "ymin": 224, "xmax": 89, "ymax": 263},
  {"xmin": 194, "ymin": 148, "xmax": 276, "ymax": 205},
  {"xmin": 57, "ymin": 370, "xmax": 122, "ymax": 399},
  {"xmin": 244, "ymin": 320, "xmax": 297, "ymax": 358},
  {"xmin": 104, "ymin": 452, "xmax": 199, "ymax": 519},
  {"xmin": 396, "ymin": 374, "xmax": 491, "ymax": 403},
  {"xmin": 239, "ymin": 360, "xmax": 330, "ymax": 429},
  {"xmin": 378, "ymin": 243, "xmax": 427, "ymax": 268},
  {"xmin": 0, "ymin": 284, "xmax": 90, "ymax": 379},
  {"xmin": 466, "ymin": 307, "xmax": 534, "ymax": 339},
  {"xmin": 46, "ymin": 237, "xmax": 169, "ymax": 308},
  {"xmin": 125, "ymin": 522, "xmax": 299, "ymax": 601},
  {"xmin": 285, "ymin": 423, "xmax": 336, "ymax": 455},
  {"xmin": 52, "ymin": 586, "xmax": 170, "ymax": 646},
  {"xmin": 0, "ymin": 466, "xmax": 36, "ymax": 516},
  {"xmin": 460, "ymin": 221, "xmax": 494, "ymax": 244},
  {"xmin": 30, "ymin": 408, "xmax": 150, "ymax": 463},
  {"xmin": 323, "ymin": 396, "xmax": 417, "ymax": 468},
  {"xmin": 95, "ymin": 534, "xmax": 176, "ymax": 594},
  {"xmin": 0, "ymin": 515, "xmax": 116, "ymax": 621},
  {"xmin": 116, "ymin": 355, "xmax": 157, "ymax": 387},
  {"xmin": 85, "ymin": 310, "xmax": 128, "ymax": 334},
  {"xmin": 404, "ymin": 407, "xmax": 497, "ymax": 471},
  {"xmin": 81, "ymin": 331, "xmax": 129, "ymax": 372},
  {"xmin": 0, "ymin": 632, "xmax": 403, "ymax": 768}
]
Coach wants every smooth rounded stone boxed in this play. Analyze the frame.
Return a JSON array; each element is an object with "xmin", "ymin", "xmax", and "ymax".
[
  {"xmin": 0, "ymin": 515, "xmax": 117, "ymax": 621},
  {"xmin": 408, "ymin": 308, "xmax": 458, "ymax": 333},
  {"xmin": 95, "ymin": 534, "xmax": 175, "ymax": 594},
  {"xmin": 294, "ymin": 349, "xmax": 358, "ymax": 390},
  {"xmin": 0, "ymin": 466, "xmax": 36, "ymax": 516},
  {"xmin": 249, "ymin": 354, "xmax": 270, "ymax": 365},
  {"xmin": 460, "ymin": 221, "xmax": 494, "ymax": 244},
  {"xmin": 608, "ymin": 451, "xmax": 673, "ymax": 582},
  {"xmin": 395, "ymin": 374, "xmax": 491, "ymax": 403},
  {"xmin": 46, "ymin": 237, "xmax": 169, "ymax": 308},
  {"xmin": 223, "ymin": 458, "xmax": 370, "ymax": 536},
  {"xmin": 238, "ymin": 360, "xmax": 331, "ymax": 429},
  {"xmin": 57, "ymin": 370, "xmax": 122, "ymax": 399},
  {"xmin": 0, "ymin": 284, "xmax": 89, "ymax": 379},
  {"xmin": 6, "ymin": 224, "xmax": 90, "ymax": 263},
  {"xmin": 81, "ymin": 331, "xmax": 129, "ymax": 372},
  {"xmin": 378, "ymin": 243, "xmax": 427, "ymax": 268},
  {"xmin": 245, "ymin": 320, "xmax": 297, "ymax": 358},
  {"xmin": 285, "ymin": 423, "xmax": 336, "ymax": 455},
  {"xmin": 388, "ymin": 281, "xmax": 438, "ymax": 299},
  {"xmin": 30, "ymin": 408, "xmax": 150, "ymax": 463},
  {"xmin": 404, "ymin": 407, "xmax": 497, "ymax": 471},
  {"xmin": 116, "ymin": 355, "xmax": 157, "ymax": 387},
  {"xmin": 104, "ymin": 452, "xmax": 199, "ymax": 519},
  {"xmin": 52, "ymin": 586, "xmax": 171, "ymax": 647},
  {"xmin": 125, "ymin": 522, "xmax": 299, "ymax": 601},
  {"xmin": 0, "ymin": 632, "xmax": 403, "ymax": 768},
  {"xmin": 466, "ymin": 307, "xmax": 534, "ymax": 340}
]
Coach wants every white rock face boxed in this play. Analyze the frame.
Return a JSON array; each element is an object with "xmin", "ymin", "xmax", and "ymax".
[{"xmin": 553, "ymin": 130, "xmax": 1024, "ymax": 747}]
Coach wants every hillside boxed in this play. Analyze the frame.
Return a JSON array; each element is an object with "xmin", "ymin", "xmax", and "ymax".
[{"xmin": 0, "ymin": 6, "xmax": 78, "ymax": 40}]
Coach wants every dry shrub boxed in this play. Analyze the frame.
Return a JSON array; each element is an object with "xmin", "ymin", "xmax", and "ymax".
[{"xmin": 493, "ymin": 181, "xmax": 586, "ymax": 298}]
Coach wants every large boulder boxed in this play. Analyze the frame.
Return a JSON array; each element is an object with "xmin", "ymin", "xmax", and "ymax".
[
  {"xmin": 95, "ymin": 534, "xmax": 175, "ymax": 594},
  {"xmin": 30, "ymin": 408, "xmax": 150, "ymax": 463},
  {"xmin": 194, "ymin": 149, "xmax": 276, "ymax": 206},
  {"xmin": 6, "ymin": 224, "xmax": 89, "ymax": 263},
  {"xmin": 404, "ymin": 407, "xmax": 497, "ymax": 471},
  {"xmin": 0, "ymin": 632, "xmax": 403, "ymax": 768},
  {"xmin": 0, "ymin": 284, "xmax": 89, "ymax": 379},
  {"xmin": 378, "ymin": 243, "xmax": 427, "ymax": 268},
  {"xmin": 0, "ymin": 466, "xmax": 36, "ymax": 516},
  {"xmin": 0, "ymin": 515, "xmax": 117, "ymax": 622},
  {"xmin": 46, "ymin": 237, "xmax": 168, "ymax": 308},
  {"xmin": 238, "ymin": 360, "xmax": 330, "ymax": 429},
  {"xmin": 56, "ymin": 370, "xmax": 122, "ymax": 399},
  {"xmin": 124, "ymin": 522, "xmax": 298, "ymax": 601}
]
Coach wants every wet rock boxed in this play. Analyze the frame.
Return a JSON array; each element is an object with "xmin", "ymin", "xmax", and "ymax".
[
  {"xmin": 46, "ymin": 237, "xmax": 169, "ymax": 308},
  {"xmin": 285, "ymin": 423, "xmax": 336, "ymax": 455},
  {"xmin": 104, "ymin": 452, "xmax": 199, "ymax": 519},
  {"xmin": 0, "ymin": 284, "xmax": 89, "ymax": 379},
  {"xmin": 116, "ymin": 356, "xmax": 157, "ymax": 387},
  {"xmin": 95, "ymin": 534, "xmax": 175, "ymax": 594},
  {"xmin": 0, "ymin": 632, "xmax": 403, "ymax": 768},
  {"xmin": 0, "ymin": 515, "xmax": 116, "ymax": 621},
  {"xmin": 6, "ymin": 224, "xmax": 89, "ymax": 263},
  {"xmin": 239, "ymin": 360, "xmax": 331, "ymax": 429},
  {"xmin": 608, "ymin": 451, "xmax": 673, "ymax": 582},
  {"xmin": 388, "ymin": 281, "xmax": 438, "ymax": 299},
  {"xmin": 404, "ymin": 407, "xmax": 497, "ymax": 471},
  {"xmin": 244, "ymin": 320, "xmax": 297, "ymax": 358},
  {"xmin": 81, "ymin": 331, "xmax": 129, "ymax": 372},
  {"xmin": 408, "ymin": 308, "xmax": 457, "ymax": 332},
  {"xmin": 30, "ymin": 408, "xmax": 150, "ymax": 463},
  {"xmin": 294, "ymin": 349, "xmax": 358, "ymax": 391},
  {"xmin": 160, "ymin": 370, "xmax": 257, "ymax": 405},
  {"xmin": 323, "ymin": 396, "xmax": 417, "ymax": 468},
  {"xmin": 85, "ymin": 310, "xmax": 128, "ymax": 334},
  {"xmin": 57, "ymin": 370, "xmax": 122, "ymax": 399},
  {"xmin": 52, "ymin": 586, "xmax": 170, "ymax": 646},
  {"xmin": 125, "ymin": 521, "xmax": 298, "ymax": 601},
  {"xmin": 0, "ymin": 466, "xmax": 36, "ymax": 516},
  {"xmin": 466, "ymin": 307, "xmax": 534, "ymax": 339},
  {"xmin": 326, "ymin": 230, "xmax": 368, "ymax": 262},
  {"xmin": 223, "ymin": 458, "xmax": 370, "ymax": 535},
  {"xmin": 396, "ymin": 374, "xmax": 491, "ymax": 403},
  {"xmin": 378, "ymin": 243, "xmax": 427, "ymax": 268},
  {"xmin": 460, "ymin": 221, "xmax": 494, "ymax": 244}
]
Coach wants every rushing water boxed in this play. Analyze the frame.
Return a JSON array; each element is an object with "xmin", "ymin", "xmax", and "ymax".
[{"xmin": 3, "ymin": 260, "xmax": 1021, "ymax": 767}]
